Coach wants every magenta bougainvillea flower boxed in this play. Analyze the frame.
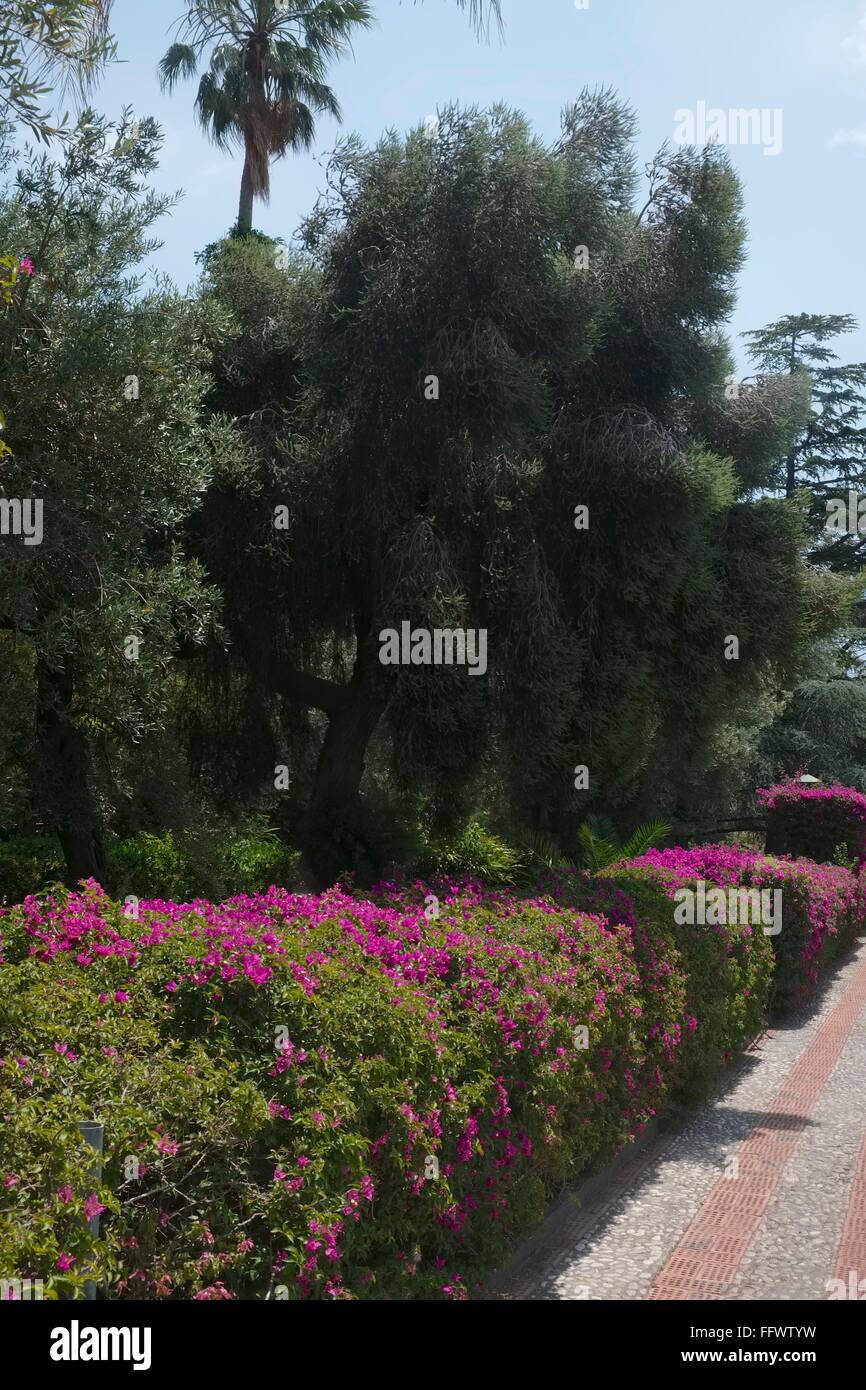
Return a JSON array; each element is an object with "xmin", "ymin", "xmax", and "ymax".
[{"xmin": 18, "ymin": 257, "xmax": 34, "ymax": 277}]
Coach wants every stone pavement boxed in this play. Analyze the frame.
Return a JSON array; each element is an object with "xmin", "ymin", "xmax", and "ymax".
[{"xmin": 493, "ymin": 937, "xmax": 866, "ymax": 1301}]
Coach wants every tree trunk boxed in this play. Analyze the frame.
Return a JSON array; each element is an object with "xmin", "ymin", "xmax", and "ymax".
[
  {"xmin": 303, "ymin": 683, "xmax": 387, "ymax": 890},
  {"xmin": 33, "ymin": 662, "xmax": 107, "ymax": 888},
  {"xmin": 785, "ymin": 446, "xmax": 798, "ymax": 497},
  {"xmin": 237, "ymin": 153, "xmax": 254, "ymax": 235}
]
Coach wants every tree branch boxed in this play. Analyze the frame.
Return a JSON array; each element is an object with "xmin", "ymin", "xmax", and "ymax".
[{"xmin": 269, "ymin": 653, "xmax": 351, "ymax": 716}]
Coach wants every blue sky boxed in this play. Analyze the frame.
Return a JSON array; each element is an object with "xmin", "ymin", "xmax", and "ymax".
[{"xmin": 76, "ymin": 0, "xmax": 866, "ymax": 370}]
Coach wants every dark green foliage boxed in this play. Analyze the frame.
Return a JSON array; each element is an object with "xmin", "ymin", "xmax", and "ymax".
[
  {"xmin": 0, "ymin": 825, "xmax": 303, "ymax": 905},
  {"xmin": 185, "ymin": 97, "xmax": 847, "ymax": 877},
  {"xmin": 0, "ymin": 112, "xmax": 239, "ymax": 882},
  {"xmin": 762, "ymin": 784, "xmax": 866, "ymax": 866}
]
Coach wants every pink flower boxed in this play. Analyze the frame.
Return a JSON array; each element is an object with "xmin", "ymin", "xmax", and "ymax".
[
  {"xmin": 296, "ymin": 1155, "xmax": 310, "ymax": 1168},
  {"xmin": 57, "ymin": 1185, "xmax": 73, "ymax": 1204},
  {"xmin": 114, "ymin": 991, "xmax": 128, "ymax": 1003},
  {"xmin": 156, "ymin": 1136, "xmax": 178, "ymax": 1157},
  {"xmin": 83, "ymin": 1194, "xmax": 104, "ymax": 1221},
  {"xmin": 56, "ymin": 1253, "xmax": 75, "ymax": 1271},
  {"xmin": 18, "ymin": 257, "xmax": 33, "ymax": 277}
]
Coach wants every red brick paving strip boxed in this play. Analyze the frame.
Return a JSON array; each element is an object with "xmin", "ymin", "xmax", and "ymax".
[
  {"xmin": 832, "ymin": 1126, "xmax": 866, "ymax": 1296},
  {"xmin": 648, "ymin": 954, "xmax": 866, "ymax": 1300}
]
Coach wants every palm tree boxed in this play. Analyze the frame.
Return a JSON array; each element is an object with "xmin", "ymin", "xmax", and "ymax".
[
  {"xmin": 159, "ymin": 1, "xmax": 503, "ymax": 236},
  {"xmin": 159, "ymin": 2, "xmax": 374, "ymax": 234}
]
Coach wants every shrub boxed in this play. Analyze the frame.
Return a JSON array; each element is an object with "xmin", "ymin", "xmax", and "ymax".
[
  {"xmin": 0, "ymin": 835, "xmax": 65, "ymax": 905},
  {"xmin": 540, "ymin": 861, "xmax": 774, "ymax": 1101},
  {"xmin": 417, "ymin": 821, "xmax": 524, "ymax": 887},
  {"xmin": 108, "ymin": 825, "xmax": 302, "ymax": 902},
  {"xmin": 0, "ymin": 879, "xmax": 681, "ymax": 1300},
  {"xmin": 0, "ymin": 825, "xmax": 303, "ymax": 906},
  {"xmin": 759, "ymin": 780, "xmax": 866, "ymax": 866},
  {"xmin": 638, "ymin": 845, "xmax": 864, "ymax": 1009},
  {"xmin": 2, "ymin": 844, "xmax": 861, "ymax": 1301}
]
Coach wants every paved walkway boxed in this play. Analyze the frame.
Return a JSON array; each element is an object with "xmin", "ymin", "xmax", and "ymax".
[{"xmin": 493, "ymin": 938, "xmax": 866, "ymax": 1301}]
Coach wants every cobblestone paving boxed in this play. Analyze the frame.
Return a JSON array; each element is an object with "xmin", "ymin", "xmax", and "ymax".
[{"xmin": 493, "ymin": 939, "xmax": 866, "ymax": 1301}]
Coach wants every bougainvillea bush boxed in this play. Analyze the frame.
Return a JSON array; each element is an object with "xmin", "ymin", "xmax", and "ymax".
[
  {"xmin": 1, "ymin": 853, "xmax": 861, "ymax": 1300},
  {"xmin": 540, "ymin": 860, "xmax": 775, "ymax": 1102},
  {"xmin": 634, "ymin": 845, "xmax": 864, "ymax": 1009},
  {"xmin": 0, "ymin": 880, "xmax": 682, "ymax": 1301},
  {"xmin": 759, "ymin": 780, "xmax": 866, "ymax": 868}
]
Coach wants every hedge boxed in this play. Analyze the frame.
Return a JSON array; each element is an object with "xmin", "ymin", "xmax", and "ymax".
[
  {"xmin": 759, "ymin": 780, "xmax": 866, "ymax": 868},
  {"xmin": 635, "ymin": 845, "xmax": 865, "ymax": 1008},
  {"xmin": 0, "ymin": 850, "xmax": 862, "ymax": 1300},
  {"xmin": 540, "ymin": 859, "xmax": 775, "ymax": 1101}
]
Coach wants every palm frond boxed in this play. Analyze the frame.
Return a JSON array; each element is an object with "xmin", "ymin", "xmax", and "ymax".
[
  {"xmin": 158, "ymin": 42, "xmax": 199, "ymax": 92},
  {"xmin": 295, "ymin": 1, "xmax": 375, "ymax": 55},
  {"xmin": 453, "ymin": 0, "xmax": 504, "ymax": 39},
  {"xmin": 576, "ymin": 820, "xmax": 618, "ymax": 872},
  {"xmin": 520, "ymin": 832, "xmax": 572, "ymax": 872},
  {"xmin": 620, "ymin": 819, "xmax": 671, "ymax": 861},
  {"xmin": 195, "ymin": 71, "xmax": 242, "ymax": 149}
]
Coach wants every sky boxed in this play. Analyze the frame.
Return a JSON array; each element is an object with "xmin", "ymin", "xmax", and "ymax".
[{"xmin": 54, "ymin": 0, "xmax": 866, "ymax": 370}]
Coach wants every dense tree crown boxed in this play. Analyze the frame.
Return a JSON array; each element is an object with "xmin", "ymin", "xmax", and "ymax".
[{"xmin": 182, "ymin": 95, "xmax": 852, "ymax": 880}]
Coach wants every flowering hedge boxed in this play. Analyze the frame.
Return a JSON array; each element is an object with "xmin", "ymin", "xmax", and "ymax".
[
  {"xmin": 541, "ymin": 858, "xmax": 775, "ymax": 1101},
  {"xmin": 758, "ymin": 780, "xmax": 866, "ymax": 867},
  {"xmin": 635, "ymin": 845, "xmax": 864, "ymax": 1008},
  {"xmin": 0, "ymin": 880, "xmax": 681, "ymax": 1300},
  {"xmin": 1, "ymin": 852, "xmax": 862, "ymax": 1300}
]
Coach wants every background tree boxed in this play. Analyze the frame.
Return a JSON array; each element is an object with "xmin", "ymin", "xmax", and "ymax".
[
  {"xmin": 0, "ymin": 112, "xmax": 237, "ymax": 883},
  {"xmin": 187, "ymin": 95, "xmax": 848, "ymax": 884},
  {"xmin": 743, "ymin": 313, "xmax": 866, "ymax": 524},
  {"xmin": 736, "ymin": 314, "xmax": 866, "ymax": 792},
  {"xmin": 159, "ymin": 0, "xmax": 373, "ymax": 234}
]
